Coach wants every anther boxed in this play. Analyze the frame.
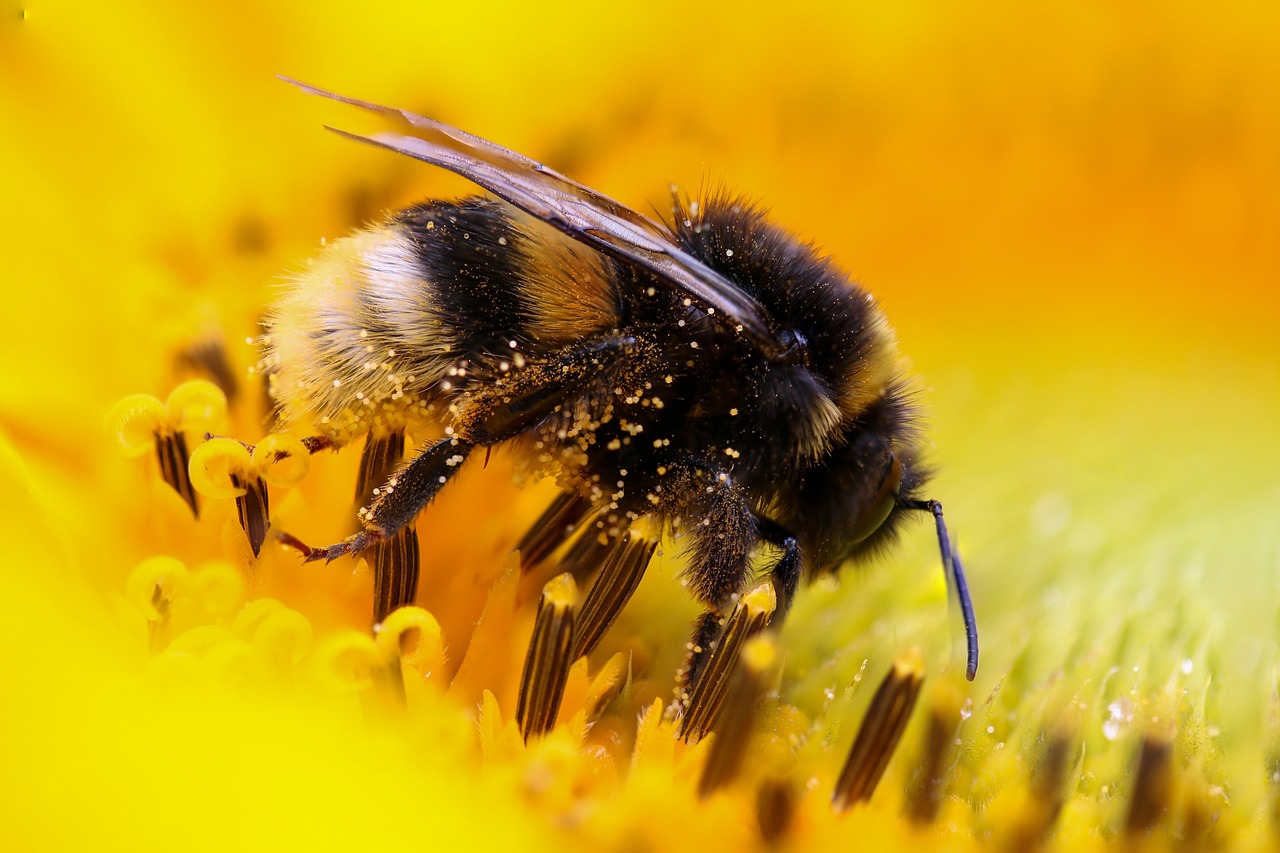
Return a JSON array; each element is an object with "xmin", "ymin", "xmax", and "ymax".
[
  {"xmin": 1004, "ymin": 728, "xmax": 1073, "ymax": 848},
  {"xmin": 832, "ymin": 647, "xmax": 925, "ymax": 812},
  {"xmin": 573, "ymin": 530, "xmax": 658, "ymax": 659},
  {"xmin": 231, "ymin": 473, "xmax": 270, "ymax": 557},
  {"xmin": 108, "ymin": 381, "xmax": 227, "ymax": 521},
  {"xmin": 678, "ymin": 582, "xmax": 776, "ymax": 743},
  {"xmin": 1126, "ymin": 733, "xmax": 1174, "ymax": 835},
  {"xmin": 755, "ymin": 778, "xmax": 797, "ymax": 845},
  {"xmin": 516, "ymin": 573, "xmax": 579, "ymax": 742},
  {"xmin": 357, "ymin": 431, "xmax": 420, "ymax": 624},
  {"xmin": 515, "ymin": 491, "xmax": 593, "ymax": 572},
  {"xmin": 189, "ymin": 437, "xmax": 269, "ymax": 556},
  {"xmin": 176, "ymin": 337, "xmax": 239, "ymax": 403},
  {"xmin": 697, "ymin": 632, "xmax": 778, "ymax": 799},
  {"xmin": 904, "ymin": 680, "xmax": 964, "ymax": 824},
  {"xmin": 370, "ymin": 526, "xmax": 421, "ymax": 626},
  {"xmin": 156, "ymin": 430, "xmax": 200, "ymax": 518},
  {"xmin": 126, "ymin": 555, "xmax": 188, "ymax": 653}
]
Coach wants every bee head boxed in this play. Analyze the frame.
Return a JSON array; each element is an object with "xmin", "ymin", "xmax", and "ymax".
[{"xmin": 773, "ymin": 385, "xmax": 929, "ymax": 574}]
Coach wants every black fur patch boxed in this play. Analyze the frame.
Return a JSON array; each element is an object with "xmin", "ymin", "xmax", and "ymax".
[
  {"xmin": 394, "ymin": 199, "xmax": 529, "ymax": 350},
  {"xmin": 670, "ymin": 194, "xmax": 875, "ymax": 412}
]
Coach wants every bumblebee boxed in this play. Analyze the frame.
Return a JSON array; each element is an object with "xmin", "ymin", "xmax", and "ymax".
[{"xmin": 264, "ymin": 80, "xmax": 978, "ymax": 714}]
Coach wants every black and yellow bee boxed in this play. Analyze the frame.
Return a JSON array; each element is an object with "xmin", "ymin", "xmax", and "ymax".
[{"xmin": 263, "ymin": 80, "xmax": 977, "ymax": 732}]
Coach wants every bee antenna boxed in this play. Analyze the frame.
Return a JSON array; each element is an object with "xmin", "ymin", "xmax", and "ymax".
[{"xmin": 909, "ymin": 499, "xmax": 978, "ymax": 681}]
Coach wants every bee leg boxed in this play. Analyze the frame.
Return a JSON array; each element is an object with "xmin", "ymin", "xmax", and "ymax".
[
  {"xmin": 678, "ymin": 517, "xmax": 797, "ymax": 741},
  {"xmin": 668, "ymin": 466, "xmax": 760, "ymax": 735},
  {"xmin": 302, "ymin": 437, "xmax": 474, "ymax": 563},
  {"xmin": 457, "ymin": 333, "xmax": 639, "ymax": 444},
  {"xmin": 754, "ymin": 515, "xmax": 802, "ymax": 622}
]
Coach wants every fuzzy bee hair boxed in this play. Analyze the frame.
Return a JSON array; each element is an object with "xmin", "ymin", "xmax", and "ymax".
[{"xmin": 264, "ymin": 80, "xmax": 977, "ymax": 689}]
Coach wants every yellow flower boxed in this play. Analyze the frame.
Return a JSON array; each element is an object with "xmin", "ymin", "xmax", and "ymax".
[{"xmin": 3, "ymin": 1, "xmax": 1278, "ymax": 850}]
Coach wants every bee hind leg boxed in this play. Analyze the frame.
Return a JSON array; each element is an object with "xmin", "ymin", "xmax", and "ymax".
[
  {"xmin": 301, "ymin": 436, "xmax": 475, "ymax": 563},
  {"xmin": 674, "ymin": 490, "xmax": 804, "ymax": 742}
]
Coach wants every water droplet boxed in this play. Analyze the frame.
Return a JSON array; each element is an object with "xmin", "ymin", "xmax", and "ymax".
[{"xmin": 1103, "ymin": 698, "xmax": 1132, "ymax": 741}]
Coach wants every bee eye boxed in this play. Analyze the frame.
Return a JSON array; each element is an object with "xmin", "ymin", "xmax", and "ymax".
[{"xmin": 850, "ymin": 450, "xmax": 901, "ymax": 543}]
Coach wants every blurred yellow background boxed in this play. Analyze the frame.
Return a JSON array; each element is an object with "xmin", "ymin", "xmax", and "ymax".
[{"xmin": 1, "ymin": 0, "xmax": 1277, "ymax": 848}]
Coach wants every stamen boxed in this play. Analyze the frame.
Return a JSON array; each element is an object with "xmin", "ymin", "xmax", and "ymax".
[
  {"xmin": 251, "ymin": 434, "xmax": 310, "ymax": 487},
  {"xmin": 107, "ymin": 381, "xmax": 230, "ymax": 519},
  {"xmin": 164, "ymin": 380, "xmax": 229, "ymax": 436},
  {"xmin": 126, "ymin": 556, "xmax": 188, "ymax": 653},
  {"xmin": 904, "ymin": 680, "xmax": 964, "ymax": 823},
  {"xmin": 189, "ymin": 437, "xmax": 269, "ymax": 556},
  {"xmin": 188, "ymin": 560, "xmax": 244, "ymax": 617},
  {"xmin": 573, "ymin": 530, "xmax": 658, "ymax": 658},
  {"xmin": 358, "ymin": 431, "xmax": 421, "ymax": 625},
  {"xmin": 155, "ymin": 430, "xmax": 200, "ymax": 518},
  {"xmin": 373, "ymin": 606, "xmax": 446, "ymax": 708},
  {"xmin": 189, "ymin": 438, "xmax": 253, "ymax": 499},
  {"xmin": 1126, "ymin": 733, "xmax": 1174, "ymax": 835},
  {"xmin": 233, "ymin": 598, "xmax": 314, "ymax": 672},
  {"xmin": 356, "ymin": 431, "xmax": 406, "ymax": 507},
  {"xmin": 516, "ymin": 573, "xmax": 579, "ymax": 742},
  {"xmin": 675, "ymin": 611, "xmax": 723, "ymax": 716},
  {"xmin": 375, "ymin": 606, "xmax": 445, "ymax": 671},
  {"xmin": 755, "ymin": 778, "xmax": 797, "ymax": 845},
  {"xmin": 106, "ymin": 394, "xmax": 169, "ymax": 457},
  {"xmin": 314, "ymin": 629, "xmax": 381, "ymax": 694},
  {"xmin": 176, "ymin": 338, "xmax": 239, "ymax": 402},
  {"xmin": 370, "ymin": 526, "xmax": 421, "ymax": 626},
  {"xmin": 832, "ymin": 647, "xmax": 925, "ymax": 812},
  {"xmin": 516, "ymin": 490, "xmax": 593, "ymax": 572},
  {"xmin": 697, "ymin": 632, "xmax": 778, "ymax": 799},
  {"xmin": 678, "ymin": 582, "xmax": 776, "ymax": 743},
  {"xmin": 1004, "ymin": 728, "xmax": 1072, "ymax": 847},
  {"xmin": 231, "ymin": 473, "xmax": 270, "ymax": 557},
  {"xmin": 556, "ymin": 522, "xmax": 614, "ymax": 579}
]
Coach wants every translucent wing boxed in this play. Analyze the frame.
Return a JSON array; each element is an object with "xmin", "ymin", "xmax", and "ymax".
[{"xmin": 282, "ymin": 77, "xmax": 789, "ymax": 360}]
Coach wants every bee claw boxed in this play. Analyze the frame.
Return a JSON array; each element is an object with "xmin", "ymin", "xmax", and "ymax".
[
  {"xmin": 292, "ymin": 530, "xmax": 384, "ymax": 564},
  {"xmin": 275, "ymin": 529, "xmax": 315, "ymax": 559}
]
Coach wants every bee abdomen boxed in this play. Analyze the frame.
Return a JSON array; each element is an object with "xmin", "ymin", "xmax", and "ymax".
[{"xmin": 265, "ymin": 198, "xmax": 620, "ymax": 442}]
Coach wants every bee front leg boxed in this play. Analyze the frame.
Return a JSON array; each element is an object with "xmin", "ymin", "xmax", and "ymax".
[
  {"xmin": 669, "ymin": 465, "xmax": 758, "ymax": 732},
  {"xmin": 755, "ymin": 515, "xmax": 802, "ymax": 622},
  {"xmin": 302, "ymin": 437, "xmax": 474, "ymax": 563},
  {"xmin": 673, "ymin": 481, "xmax": 806, "ymax": 741}
]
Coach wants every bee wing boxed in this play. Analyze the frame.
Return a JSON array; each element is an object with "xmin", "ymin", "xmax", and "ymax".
[{"xmin": 282, "ymin": 77, "xmax": 788, "ymax": 360}]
